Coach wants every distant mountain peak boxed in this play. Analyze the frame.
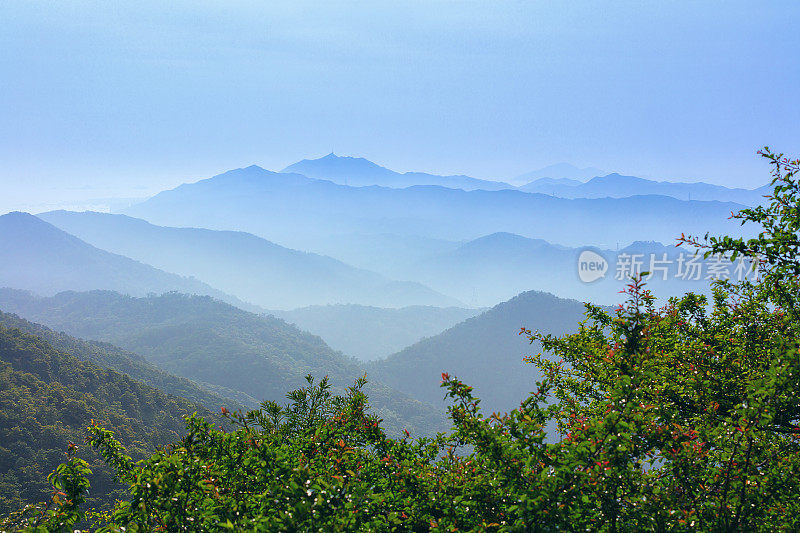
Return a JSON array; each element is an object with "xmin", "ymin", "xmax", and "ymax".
[
  {"xmin": 525, "ymin": 177, "xmax": 582, "ymax": 187},
  {"xmin": 455, "ymin": 232, "xmax": 559, "ymax": 254},
  {"xmin": 280, "ymin": 154, "xmax": 511, "ymax": 191},
  {"xmin": 514, "ymin": 163, "xmax": 605, "ymax": 184},
  {"xmin": 588, "ymin": 173, "xmax": 648, "ymax": 184},
  {"xmin": 620, "ymin": 240, "xmax": 674, "ymax": 253},
  {"xmin": 1, "ymin": 211, "xmax": 75, "ymax": 235},
  {"xmin": 2, "ymin": 211, "xmax": 40, "ymax": 221}
]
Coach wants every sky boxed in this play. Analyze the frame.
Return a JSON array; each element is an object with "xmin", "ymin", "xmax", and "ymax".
[{"xmin": 1, "ymin": 0, "xmax": 798, "ymax": 213}]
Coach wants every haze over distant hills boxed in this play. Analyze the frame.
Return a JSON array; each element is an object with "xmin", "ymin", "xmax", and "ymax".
[
  {"xmin": 369, "ymin": 290, "xmax": 590, "ymax": 415},
  {"xmin": 395, "ymin": 232, "xmax": 576, "ymax": 306},
  {"xmin": 513, "ymin": 163, "xmax": 605, "ymax": 185},
  {"xmin": 271, "ymin": 304, "xmax": 482, "ymax": 361},
  {"xmin": 122, "ymin": 165, "xmax": 747, "ymax": 255},
  {"xmin": 281, "ymin": 155, "xmax": 764, "ymax": 205},
  {"xmin": 23, "ymin": 158, "xmax": 760, "ymax": 310},
  {"xmin": 282, "ymin": 153, "xmax": 513, "ymax": 191},
  {"xmin": 39, "ymin": 211, "xmax": 459, "ymax": 310},
  {"xmin": 388, "ymin": 232, "xmax": 737, "ymax": 307},
  {"xmin": 521, "ymin": 173, "xmax": 769, "ymax": 204},
  {"xmin": 0, "ymin": 212, "xmax": 257, "ymax": 311}
]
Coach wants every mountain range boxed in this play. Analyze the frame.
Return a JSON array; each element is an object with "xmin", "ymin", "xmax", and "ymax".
[
  {"xmin": 0, "ymin": 212, "xmax": 259, "ymax": 312},
  {"xmin": 38, "ymin": 210, "xmax": 459, "ymax": 310},
  {"xmin": 282, "ymin": 153, "xmax": 514, "ymax": 191},
  {"xmin": 281, "ymin": 155, "xmax": 766, "ymax": 205},
  {"xmin": 521, "ymin": 173, "xmax": 769, "ymax": 204},
  {"xmin": 121, "ymin": 165, "xmax": 748, "ymax": 254},
  {"xmin": 0, "ymin": 289, "xmax": 447, "ymax": 436},
  {"xmin": 385, "ymin": 232, "xmax": 732, "ymax": 307},
  {"xmin": 512, "ymin": 163, "xmax": 605, "ymax": 185}
]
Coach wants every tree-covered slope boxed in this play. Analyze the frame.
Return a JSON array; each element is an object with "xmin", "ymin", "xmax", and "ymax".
[
  {"xmin": 0, "ymin": 289, "xmax": 446, "ymax": 436},
  {"xmin": 368, "ymin": 290, "xmax": 589, "ymax": 414},
  {"xmin": 0, "ymin": 309, "xmax": 250, "ymax": 411},
  {"xmin": 0, "ymin": 325, "xmax": 216, "ymax": 514}
]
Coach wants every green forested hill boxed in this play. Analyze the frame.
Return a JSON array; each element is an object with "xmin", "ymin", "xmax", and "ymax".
[
  {"xmin": 369, "ymin": 290, "xmax": 590, "ymax": 414},
  {"xmin": 0, "ymin": 310, "xmax": 249, "ymax": 412},
  {"xmin": 0, "ymin": 325, "xmax": 216, "ymax": 514},
  {"xmin": 0, "ymin": 289, "xmax": 446, "ymax": 436}
]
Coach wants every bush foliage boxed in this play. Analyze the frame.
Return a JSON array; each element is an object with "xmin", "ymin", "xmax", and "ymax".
[{"xmin": 3, "ymin": 149, "xmax": 799, "ymax": 531}]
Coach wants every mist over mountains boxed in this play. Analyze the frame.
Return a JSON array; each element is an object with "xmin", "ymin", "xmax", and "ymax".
[
  {"xmin": 122, "ymin": 164, "xmax": 747, "ymax": 256},
  {"xmin": 0, "ymin": 155, "xmax": 765, "ymax": 425},
  {"xmin": 38, "ymin": 210, "xmax": 459, "ymax": 310},
  {"xmin": 381, "ymin": 233, "xmax": 736, "ymax": 307},
  {"xmin": 520, "ymin": 172, "xmax": 770, "ymax": 204},
  {"xmin": 3, "ymin": 0, "xmax": 794, "ymax": 522},
  {"xmin": 368, "ymin": 290, "xmax": 590, "ymax": 414},
  {"xmin": 271, "ymin": 304, "xmax": 482, "ymax": 361},
  {"xmin": 0, "ymin": 212, "xmax": 258, "ymax": 311},
  {"xmin": 282, "ymin": 153, "xmax": 515, "ymax": 191},
  {"xmin": 512, "ymin": 163, "xmax": 605, "ymax": 185},
  {"xmin": 280, "ymin": 155, "xmax": 767, "ymax": 204},
  {"xmin": 0, "ymin": 151, "xmax": 774, "ymax": 517}
]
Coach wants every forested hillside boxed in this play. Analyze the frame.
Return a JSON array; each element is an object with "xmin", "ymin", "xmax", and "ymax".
[
  {"xmin": 0, "ymin": 290, "xmax": 446, "ymax": 436},
  {"xmin": 369, "ymin": 290, "xmax": 589, "ymax": 413},
  {"xmin": 0, "ymin": 309, "xmax": 249, "ymax": 411},
  {"xmin": 0, "ymin": 325, "xmax": 217, "ymax": 514}
]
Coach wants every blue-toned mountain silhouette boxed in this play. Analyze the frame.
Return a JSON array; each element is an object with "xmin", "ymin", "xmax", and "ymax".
[
  {"xmin": 282, "ymin": 153, "xmax": 513, "ymax": 190},
  {"xmin": 521, "ymin": 173, "xmax": 769, "ymax": 204},
  {"xmin": 513, "ymin": 163, "xmax": 605, "ymax": 184},
  {"xmin": 122, "ymin": 165, "xmax": 747, "ymax": 255},
  {"xmin": 0, "ymin": 212, "xmax": 257, "ymax": 311},
  {"xmin": 39, "ymin": 211, "xmax": 460, "ymax": 309}
]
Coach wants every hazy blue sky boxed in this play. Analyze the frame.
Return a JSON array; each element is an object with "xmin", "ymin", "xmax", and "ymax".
[{"xmin": 1, "ymin": 1, "xmax": 798, "ymax": 212}]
